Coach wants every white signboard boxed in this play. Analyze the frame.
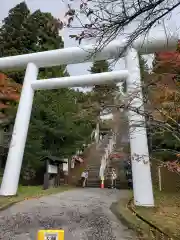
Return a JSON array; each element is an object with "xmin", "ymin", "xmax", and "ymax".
[
  {"xmin": 48, "ymin": 164, "xmax": 58, "ymax": 174},
  {"xmin": 63, "ymin": 159, "xmax": 69, "ymax": 172}
]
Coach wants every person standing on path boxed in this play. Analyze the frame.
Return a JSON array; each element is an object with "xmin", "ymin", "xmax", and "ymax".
[
  {"xmin": 111, "ymin": 168, "xmax": 117, "ymax": 189},
  {"xmin": 81, "ymin": 170, "xmax": 89, "ymax": 187}
]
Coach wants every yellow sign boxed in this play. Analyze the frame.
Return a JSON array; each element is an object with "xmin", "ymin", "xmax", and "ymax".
[{"xmin": 37, "ymin": 230, "xmax": 64, "ymax": 240}]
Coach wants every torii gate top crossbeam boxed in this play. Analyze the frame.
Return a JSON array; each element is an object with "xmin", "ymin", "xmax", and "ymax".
[{"xmin": 0, "ymin": 33, "xmax": 178, "ymax": 70}]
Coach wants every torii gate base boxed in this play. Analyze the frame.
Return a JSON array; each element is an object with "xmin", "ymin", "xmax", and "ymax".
[{"xmin": 0, "ymin": 32, "xmax": 178, "ymax": 207}]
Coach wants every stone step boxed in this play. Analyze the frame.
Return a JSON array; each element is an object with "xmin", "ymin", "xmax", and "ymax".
[
  {"xmin": 88, "ymin": 166, "xmax": 100, "ymax": 168},
  {"xmin": 86, "ymin": 183, "xmax": 101, "ymax": 188},
  {"xmin": 88, "ymin": 173, "xmax": 99, "ymax": 176},
  {"xmin": 86, "ymin": 183, "xmax": 128, "ymax": 189},
  {"xmin": 87, "ymin": 183, "xmax": 100, "ymax": 186},
  {"xmin": 88, "ymin": 176, "xmax": 99, "ymax": 179},
  {"xmin": 87, "ymin": 178, "xmax": 99, "ymax": 181},
  {"xmin": 87, "ymin": 158, "xmax": 101, "ymax": 161},
  {"xmin": 86, "ymin": 185, "xmax": 100, "ymax": 188},
  {"xmin": 87, "ymin": 160, "xmax": 101, "ymax": 163},
  {"xmin": 86, "ymin": 181, "xmax": 100, "ymax": 184},
  {"xmin": 88, "ymin": 169, "xmax": 99, "ymax": 171},
  {"xmin": 88, "ymin": 170, "xmax": 99, "ymax": 173},
  {"xmin": 88, "ymin": 165, "xmax": 100, "ymax": 167},
  {"xmin": 87, "ymin": 166, "xmax": 100, "ymax": 169},
  {"xmin": 88, "ymin": 173, "xmax": 99, "ymax": 175},
  {"xmin": 88, "ymin": 170, "xmax": 99, "ymax": 172},
  {"xmin": 88, "ymin": 163, "xmax": 101, "ymax": 166},
  {"xmin": 86, "ymin": 182, "xmax": 100, "ymax": 187},
  {"xmin": 88, "ymin": 163, "xmax": 101, "ymax": 165},
  {"xmin": 88, "ymin": 171, "xmax": 99, "ymax": 174},
  {"xmin": 87, "ymin": 169, "xmax": 100, "ymax": 171}
]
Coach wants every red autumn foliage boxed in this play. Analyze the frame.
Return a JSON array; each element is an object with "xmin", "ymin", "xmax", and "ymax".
[
  {"xmin": 0, "ymin": 73, "xmax": 21, "ymax": 100},
  {"xmin": 160, "ymin": 161, "xmax": 180, "ymax": 173},
  {"xmin": 150, "ymin": 42, "xmax": 180, "ymax": 120},
  {"xmin": 0, "ymin": 73, "xmax": 21, "ymax": 120},
  {"xmin": 154, "ymin": 40, "xmax": 180, "ymax": 74}
]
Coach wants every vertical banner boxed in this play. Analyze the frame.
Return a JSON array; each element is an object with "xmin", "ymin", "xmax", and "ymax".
[
  {"xmin": 71, "ymin": 157, "xmax": 75, "ymax": 169},
  {"xmin": 63, "ymin": 159, "xmax": 68, "ymax": 172}
]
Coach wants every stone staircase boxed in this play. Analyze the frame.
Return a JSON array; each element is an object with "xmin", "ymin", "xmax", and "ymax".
[
  {"xmin": 86, "ymin": 163, "xmax": 100, "ymax": 187},
  {"xmin": 103, "ymin": 110, "xmax": 131, "ymax": 189},
  {"xmin": 104, "ymin": 156, "xmax": 130, "ymax": 189},
  {"xmin": 86, "ymin": 126, "xmax": 131, "ymax": 189},
  {"xmin": 86, "ymin": 134, "xmax": 110, "ymax": 188},
  {"xmin": 70, "ymin": 109, "xmax": 132, "ymax": 189}
]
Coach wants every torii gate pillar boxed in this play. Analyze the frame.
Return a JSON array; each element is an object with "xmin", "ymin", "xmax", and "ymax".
[{"xmin": 125, "ymin": 48, "xmax": 154, "ymax": 206}]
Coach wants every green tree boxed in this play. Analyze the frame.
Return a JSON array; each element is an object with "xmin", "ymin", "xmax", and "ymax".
[
  {"xmin": 89, "ymin": 60, "xmax": 117, "ymax": 113},
  {"xmin": 87, "ymin": 60, "xmax": 118, "ymax": 140},
  {"xmin": 0, "ymin": 2, "xmax": 30, "ymax": 57},
  {"xmin": 139, "ymin": 54, "xmax": 180, "ymax": 162},
  {"xmin": 24, "ymin": 88, "xmax": 95, "ymax": 178},
  {"xmin": 90, "ymin": 60, "xmax": 110, "ymax": 73},
  {"xmin": 0, "ymin": 3, "xmax": 95, "ymax": 182},
  {"xmin": 0, "ymin": 2, "xmax": 64, "ymax": 83},
  {"xmin": 139, "ymin": 55, "xmax": 149, "ymax": 83}
]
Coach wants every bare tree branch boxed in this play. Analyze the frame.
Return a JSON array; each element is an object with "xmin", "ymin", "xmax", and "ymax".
[{"xmin": 64, "ymin": 0, "xmax": 180, "ymax": 51}]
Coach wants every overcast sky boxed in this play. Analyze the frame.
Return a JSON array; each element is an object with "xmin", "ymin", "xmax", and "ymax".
[{"xmin": 1, "ymin": 0, "xmax": 180, "ymax": 77}]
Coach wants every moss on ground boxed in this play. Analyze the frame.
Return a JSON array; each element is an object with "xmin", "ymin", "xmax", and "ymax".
[
  {"xmin": 135, "ymin": 190, "xmax": 180, "ymax": 239},
  {"xmin": 115, "ymin": 197, "xmax": 152, "ymax": 239},
  {"xmin": 0, "ymin": 185, "xmax": 73, "ymax": 210},
  {"xmin": 115, "ymin": 190, "xmax": 179, "ymax": 240}
]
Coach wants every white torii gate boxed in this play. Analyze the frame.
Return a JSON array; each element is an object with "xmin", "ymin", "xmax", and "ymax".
[{"xmin": 0, "ymin": 32, "xmax": 178, "ymax": 207}]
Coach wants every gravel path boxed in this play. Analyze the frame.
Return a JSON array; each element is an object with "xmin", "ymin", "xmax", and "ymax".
[{"xmin": 0, "ymin": 188, "xmax": 135, "ymax": 240}]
